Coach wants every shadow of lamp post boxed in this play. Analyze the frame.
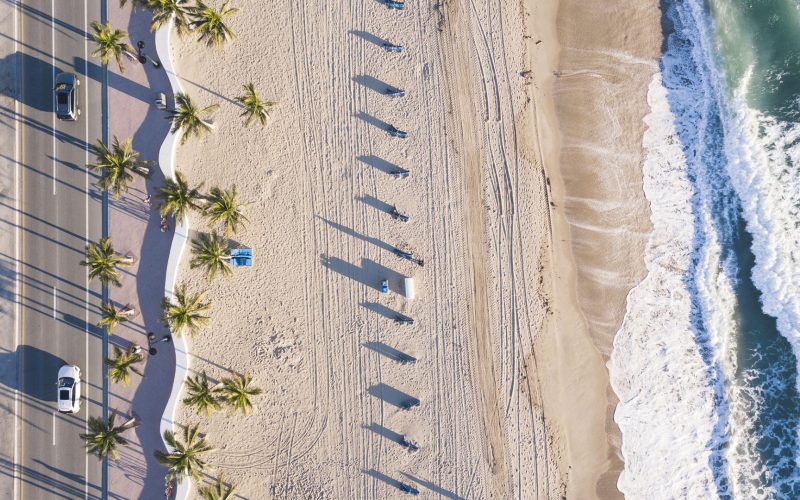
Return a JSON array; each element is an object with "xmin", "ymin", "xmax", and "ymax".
[
  {"xmin": 137, "ymin": 40, "xmax": 162, "ymax": 69},
  {"xmin": 147, "ymin": 332, "xmax": 171, "ymax": 355}
]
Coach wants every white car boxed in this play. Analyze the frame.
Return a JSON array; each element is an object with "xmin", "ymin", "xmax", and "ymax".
[{"xmin": 57, "ymin": 365, "xmax": 81, "ymax": 414}]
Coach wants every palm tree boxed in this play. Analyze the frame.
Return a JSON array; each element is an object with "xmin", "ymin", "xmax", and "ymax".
[
  {"xmin": 161, "ymin": 284, "xmax": 211, "ymax": 336},
  {"xmin": 147, "ymin": 0, "xmax": 192, "ymax": 36},
  {"xmin": 80, "ymin": 413, "xmax": 139, "ymax": 460},
  {"xmin": 236, "ymin": 83, "xmax": 279, "ymax": 127},
  {"xmin": 183, "ymin": 371, "xmax": 221, "ymax": 416},
  {"xmin": 190, "ymin": 232, "xmax": 232, "ymax": 280},
  {"xmin": 97, "ymin": 302, "xmax": 136, "ymax": 334},
  {"xmin": 106, "ymin": 345, "xmax": 144, "ymax": 385},
  {"xmin": 80, "ymin": 236, "xmax": 134, "ymax": 287},
  {"xmin": 204, "ymin": 185, "xmax": 248, "ymax": 236},
  {"xmin": 157, "ymin": 171, "xmax": 204, "ymax": 222},
  {"xmin": 166, "ymin": 92, "xmax": 219, "ymax": 145},
  {"xmin": 199, "ymin": 474, "xmax": 237, "ymax": 500},
  {"xmin": 87, "ymin": 137, "xmax": 152, "ymax": 198},
  {"xmin": 220, "ymin": 372, "xmax": 262, "ymax": 415},
  {"xmin": 90, "ymin": 20, "xmax": 134, "ymax": 73},
  {"xmin": 190, "ymin": 0, "xmax": 238, "ymax": 49},
  {"xmin": 154, "ymin": 424, "xmax": 214, "ymax": 481}
]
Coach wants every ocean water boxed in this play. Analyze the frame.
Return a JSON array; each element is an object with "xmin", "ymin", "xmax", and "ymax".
[{"xmin": 609, "ymin": 0, "xmax": 800, "ymax": 498}]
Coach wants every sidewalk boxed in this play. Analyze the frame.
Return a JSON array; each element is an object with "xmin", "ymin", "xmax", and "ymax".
[{"xmin": 105, "ymin": 6, "xmax": 175, "ymax": 499}]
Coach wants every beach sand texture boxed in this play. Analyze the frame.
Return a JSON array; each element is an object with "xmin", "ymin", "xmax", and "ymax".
[
  {"xmin": 168, "ymin": 0, "xmax": 569, "ymax": 497},
  {"xmin": 542, "ymin": 0, "xmax": 662, "ymax": 497}
]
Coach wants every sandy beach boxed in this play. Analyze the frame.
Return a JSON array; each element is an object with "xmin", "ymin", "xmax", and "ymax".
[
  {"xmin": 158, "ymin": 0, "xmax": 658, "ymax": 497},
  {"xmin": 539, "ymin": 0, "xmax": 663, "ymax": 497}
]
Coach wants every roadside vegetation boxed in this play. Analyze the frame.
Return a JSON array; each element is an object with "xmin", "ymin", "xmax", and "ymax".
[{"xmin": 83, "ymin": 2, "xmax": 270, "ymax": 495}]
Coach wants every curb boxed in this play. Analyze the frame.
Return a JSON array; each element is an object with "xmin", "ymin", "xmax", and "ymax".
[{"xmin": 154, "ymin": 18, "xmax": 191, "ymax": 500}]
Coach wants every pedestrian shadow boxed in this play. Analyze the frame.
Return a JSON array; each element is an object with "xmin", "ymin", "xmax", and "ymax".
[
  {"xmin": 317, "ymin": 216, "xmax": 395, "ymax": 252},
  {"xmin": 361, "ymin": 301, "xmax": 403, "ymax": 319},
  {"xmin": 349, "ymin": 30, "xmax": 386, "ymax": 47},
  {"xmin": 321, "ymin": 254, "xmax": 406, "ymax": 293},
  {"xmin": 363, "ymin": 422, "xmax": 404, "ymax": 445},
  {"xmin": 356, "ymin": 155, "xmax": 401, "ymax": 175},
  {"xmin": 356, "ymin": 194, "xmax": 394, "ymax": 215},
  {"xmin": 352, "ymin": 75, "xmax": 393, "ymax": 95},
  {"xmin": 401, "ymin": 472, "xmax": 465, "ymax": 499},
  {"xmin": 362, "ymin": 341, "xmax": 415, "ymax": 363},
  {"xmin": 367, "ymin": 382, "xmax": 418, "ymax": 408},
  {"xmin": 364, "ymin": 469, "xmax": 405, "ymax": 491},
  {"xmin": 355, "ymin": 111, "xmax": 391, "ymax": 131}
]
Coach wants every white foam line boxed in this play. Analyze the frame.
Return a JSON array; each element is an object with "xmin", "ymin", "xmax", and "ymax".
[{"xmin": 155, "ymin": 17, "xmax": 191, "ymax": 500}]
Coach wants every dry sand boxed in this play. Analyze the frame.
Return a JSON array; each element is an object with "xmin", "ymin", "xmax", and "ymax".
[
  {"xmin": 538, "ymin": 0, "xmax": 663, "ymax": 497},
  {"xmin": 163, "ymin": 0, "xmax": 632, "ymax": 497}
]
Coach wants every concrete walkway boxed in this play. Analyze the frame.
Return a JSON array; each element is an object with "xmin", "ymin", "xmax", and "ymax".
[{"xmin": 105, "ymin": 6, "xmax": 174, "ymax": 499}]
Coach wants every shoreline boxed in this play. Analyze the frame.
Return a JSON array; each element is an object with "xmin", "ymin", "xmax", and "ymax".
[{"xmin": 526, "ymin": 0, "xmax": 663, "ymax": 497}]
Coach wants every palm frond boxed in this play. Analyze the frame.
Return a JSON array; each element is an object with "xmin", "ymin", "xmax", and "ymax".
[
  {"xmin": 235, "ymin": 83, "xmax": 278, "ymax": 127},
  {"xmin": 105, "ymin": 345, "xmax": 144, "ymax": 385},
  {"xmin": 204, "ymin": 185, "xmax": 249, "ymax": 236},
  {"xmin": 80, "ymin": 413, "xmax": 139, "ymax": 460},
  {"xmin": 157, "ymin": 171, "xmax": 204, "ymax": 222},
  {"xmin": 166, "ymin": 92, "xmax": 219, "ymax": 145},
  {"xmin": 146, "ymin": 0, "xmax": 192, "ymax": 36},
  {"xmin": 90, "ymin": 20, "xmax": 134, "ymax": 72},
  {"xmin": 80, "ymin": 236, "xmax": 132, "ymax": 287},
  {"xmin": 97, "ymin": 302, "xmax": 130, "ymax": 334},
  {"xmin": 182, "ymin": 371, "xmax": 221, "ymax": 416},
  {"xmin": 190, "ymin": 232, "xmax": 232, "ymax": 280},
  {"xmin": 220, "ymin": 372, "xmax": 262, "ymax": 415},
  {"xmin": 189, "ymin": 0, "xmax": 238, "ymax": 49},
  {"xmin": 198, "ymin": 474, "xmax": 237, "ymax": 500},
  {"xmin": 161, "ymin": 283, "xmax": 211, "ymax": 336},
  {"xmin": 154, "ymin": 424, "xmax": 214, "ymax": 481}
]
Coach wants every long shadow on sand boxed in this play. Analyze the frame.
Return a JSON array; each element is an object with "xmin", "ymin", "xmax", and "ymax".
[
  {"xmin": 350, "ymin": 30, "xmax": 387, "ymax": 47},
  {"xmin": 364, "ymin": 469, "xmax": 406, "ymax": 491},
  {"xmin": 356, "ymin": 155, "xmax": 404, "ymax": 175},
  {"xmin": 352, "ymin": 75, "xmax": 395, "ymax": 95},
  {"xmin": 364, "ymin": 422, "xmax": 404, "ymax": 445},
  {"xmin": 362, "ymin": 341, "xmax": 415, "ymax": 362},
  {"xmin": 401, "ymin": 472, "xmax": 465, "ymax": 500},
  {"xmin": 367, "ymin": 382, "xmax": 419, "ymax": 408}
]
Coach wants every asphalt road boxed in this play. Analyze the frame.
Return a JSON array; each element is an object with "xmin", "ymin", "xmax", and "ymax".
[{"xmin": 17, "ymin": 0, "xmax": 104, "ymax": 498}]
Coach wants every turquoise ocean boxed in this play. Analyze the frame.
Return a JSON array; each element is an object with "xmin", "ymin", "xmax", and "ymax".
[{"xmin": 608, "ymin": 0, "xmax": 800, "ymax": 498}]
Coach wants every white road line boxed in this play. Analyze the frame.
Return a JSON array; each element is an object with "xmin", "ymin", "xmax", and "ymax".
[
  {"xmin": 51, "ymin": 0, "xmax": 56, "ymax": 196},
  {"xmin": 12, "ymin": 0, "xmax": 20, "ymax": 495},
  {"xmin": 83, "ymin": 0, "xmax": 90, "ymax": 496},
  {"xmin": 51, "ymin": 412, "xmax": 56, "ymax": 446},
  {"xmin": 52, "ymin": 286, "xmax": 57, "ymax": 318}
]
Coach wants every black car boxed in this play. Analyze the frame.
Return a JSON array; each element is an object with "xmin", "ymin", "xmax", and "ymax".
[{"xmin": 54, "ymin": 72, "xmax": 79, "ymax": 121}]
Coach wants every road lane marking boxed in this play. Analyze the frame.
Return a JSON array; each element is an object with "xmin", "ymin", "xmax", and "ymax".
[
  {"xmin": 51, "ymin": 412, "xmax": 56, "ymax": 446},
  {"xmin": 83, "ymin": 0, "xmax": 91, "ymax": 496},
  {"xmin": 13, "ymin": 0, "xmax": 21, "ymax": 496},
  {"xmin": 51, "ymin": 0, "xmax": 56, "ymax": 196},
  {"xmin": 17, "ymin": 0, "xmax": 26, "ymax": 496}
]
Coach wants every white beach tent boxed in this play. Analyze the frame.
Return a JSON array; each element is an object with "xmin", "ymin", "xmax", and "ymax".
[{"xmin": 404, "ymin": 277, "xmax": 415, "ymax": 300}]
